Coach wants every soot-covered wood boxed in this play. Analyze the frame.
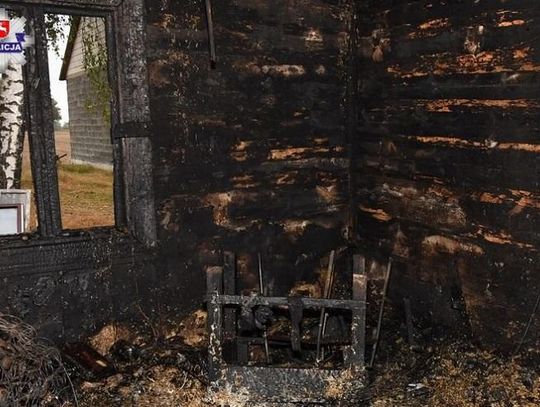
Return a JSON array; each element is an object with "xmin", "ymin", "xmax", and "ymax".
[
  {"xmin": 149, "ymin": 0, "xmax": 354, "ymax": 311},
  {"xmin": 0, "ymin": 0, "xmax": 158, "ymax": 341},
  {"xmin": 0, "ymin": 230, "xmax": 155, "ymax": 340},
  {"xmin": 1, "ymin": 0, "xmax": 537, "ymax": 351},
  {"xmin": 0, "ymin": 0, "xmax": 353, "ymax": 342},
  {"xmin": 354, "ymin": 0, "xmax": 539, "ymax": 347}
]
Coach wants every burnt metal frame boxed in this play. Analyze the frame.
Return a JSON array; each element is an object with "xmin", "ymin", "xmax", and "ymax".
[
  {"xmin": 0, "ymin": 0, "xmax": 156, "ymax": 246},
  {"xmin": 206, "ymin": 254, "xmax": 367, "ymax": 404}
]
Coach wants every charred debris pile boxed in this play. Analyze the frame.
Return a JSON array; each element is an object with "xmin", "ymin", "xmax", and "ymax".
[{"xmin": 2, "ymin": 251, "xmax": 539, "ymax": 406}]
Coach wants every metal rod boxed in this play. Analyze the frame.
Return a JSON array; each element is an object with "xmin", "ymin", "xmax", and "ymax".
[
  {"xmin": 369, "ymin": 258, "xmax": 393, "ymax": 368},
  {"xmin": 513, "ymin": 289, "xmax": 540, "ymax": 355},
  {"xmin": 321, "ymin": 312, "xmax": 329, "ymax": 361},
  {"xmin": 263, "ymin": 330, "xmax": 270, "ymax": 364},
  {"xmin": 204, "ymin": 0, "xmax": 216, "ymax": 68},
  {"xmin": 258, "ymin": 253, "xmax": 264, "ymax": 295},
  {"xmin": 316, "ymin": 250, "xmax": 336, "ymax": 363}
]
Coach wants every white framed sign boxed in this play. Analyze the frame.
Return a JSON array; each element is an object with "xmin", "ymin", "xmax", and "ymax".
[{"xmin": 0, "ymin": 189, "xmax": 31, "ymax": 235}]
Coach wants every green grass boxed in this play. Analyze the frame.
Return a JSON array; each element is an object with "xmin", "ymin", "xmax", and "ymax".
[
  {"xmin": 60, "ymin": 163, "xmax": 96, "ymax": 174},
  {"xmin": 22, "ymin": 161, "xmax": 115, "ymax": 229}
]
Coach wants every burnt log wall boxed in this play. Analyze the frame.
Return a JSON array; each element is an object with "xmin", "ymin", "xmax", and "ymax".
[
  {"xmin": 0, "ymin": 232, "xmax": 156, "ymax": 340},
  {"xmin": 0, "ymin": 0, "xmax": 354, "ymax": 342},
  {"xmin": 147, "ymin": 0, "xmax": 354, "ymax": 310},
  {"xmin": 1, "ymin": 0, "xmax": 537, "ymax": 350},
  {"xmin": 354, "ymin": 0, "xmax": 539, "ymax": 346}
]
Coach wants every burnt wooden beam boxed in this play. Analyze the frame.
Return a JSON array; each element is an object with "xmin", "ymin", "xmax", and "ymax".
[
  {"xmin": 223, "ymin": 252, "xmax": 236, "ymax": 338},
  {"xmin": 113, "ymin": 0, "xmax": 157, "ymax": 247},
  {"xmin": 105, "ymin": 12, "xmax": 126, "ymax": 228},
  {"xmin": 206, "ymin": 266, "xmax": 224, "ymax": 383},
  {"xmin": 218, "ymin": 366, "xmax": 364, "ymax": 404},
  {"xmin": 222, "ymin": 252, "xmax": 240, "ymax": 361},
  {"xmin": 3, "ymin": 0, "xmax": 120, "ymax": 10},
  {"xmin": 344, "ymin": 254, "xmax": 367, "ymax": 369},
  {"xmin": 0, "ymin": 229, "xmax": 150, "ymax": 278},
  {"xmin": 288, "ymin": 296, "xmax": 304, "ymax": 353},
  {"xmin": 209, "ymin": 295, "xmax": 365, "ymax": 311},
  {"xmin": 23, "ymin": 5, "xmax": 62, "ymax": 237}
]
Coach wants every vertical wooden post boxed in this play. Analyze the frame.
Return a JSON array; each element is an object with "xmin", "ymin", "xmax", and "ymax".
[
  {"xmin": 223, "ymin": 252, "xmax": 236, "ymax": 336},
  {"xmin": 344, "ymin": 254, "xmax": 367, "ymax": 370},
  {"xmin": 223, "ymin": 252, "xmax": 239, "ymax": 361},
  {"xmin": 23, "ymin": 6, "xmax": 62, "ymax": 236},
  {"xmin": 113, "ymin": 0, "xmax": 157, "ymax": 247},
  {"xmin": 207, "ymin": 266, "xmax": 223, "ymax": 382}
]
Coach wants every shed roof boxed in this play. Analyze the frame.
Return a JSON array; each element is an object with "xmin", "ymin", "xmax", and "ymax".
[{"xmin": 59, "ymin": 17, "xmax": 81, "ymax": 81}]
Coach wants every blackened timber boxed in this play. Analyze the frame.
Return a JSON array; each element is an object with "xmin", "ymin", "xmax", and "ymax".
[
  {"xmin": 0, "ymin": 0, "xmax": 160, "ymax": 343},
  {"xmin": 222, "ymin": 252, "xmax": 239, "ymax": 361},
  {"xmin": 150, "ymin": 0, "xmax": 351, "ymax": 323},
  {"xmin": 112, "ymin": 121, "xmax": 152, "ymax": 139},
  {"xmin": 209, "ymin": 295, "xmax": 365, "ymax": 312},
  {"xmin": 0, "ymin": 229, "xmax": 150, "ymax": 277},
  {"xmin": 222, "ymin": 252, "xmax": 236, "ymax": 338},
  {"xmin": 106, "ymin": 12, "xmax": 126, "ymax": 228},
  {"xmin": 4, "ymin": 0, "xmax": 120, "ymax": 9},
  {"xmin": 114, "ymin": 0, "xmax": 157, "ymax": 247},
  {"xmin": 344, "ymin": 254, "xmax": 367, "ymax": 369},
  {"xmin": 218, "ymin": 366, "xmax": 363, "ymax": 404},
  {"xmin": 346, "ymin": 0, "xmax": 360, "ymax": 241},
  {"xmin": 288, "ymin": 296, "xmax": 304, "ymax": 353},
  {"xmin": 206, "ymin": 266, "xmax": 224, "ymax": 383},
  {"xmin": 23, "ymin": 6, "xmax": 62, "ymax": 236},
  {"xmin": 367, "ymin": 0, "xmax": 539, "ymax": 29},
  {"xmin": 206, "ymin": 266, "xmax": 223, "ymax": 295}
]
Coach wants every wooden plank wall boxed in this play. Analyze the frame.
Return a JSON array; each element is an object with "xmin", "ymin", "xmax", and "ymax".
[
  {"xmin": 3, "ymin": 1, "xmax": 537, "ymax": 348},
  {"xmin": 0, "ymin": 231, "xmax": 156, "ymax": 340},
  {"xmin": 147, "ymin": 0, "xmax": 354, "ymax": 309},
  {"xmin": 354, "ymin": 0, "xmax": 539, "ymax": 346}
]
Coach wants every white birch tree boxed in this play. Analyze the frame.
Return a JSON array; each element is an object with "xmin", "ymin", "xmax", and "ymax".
[{"xmin": 0, "ymin": 63, "xmax": 25, "ymax": 189}]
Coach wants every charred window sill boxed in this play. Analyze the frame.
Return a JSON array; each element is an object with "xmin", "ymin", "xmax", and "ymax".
[{"xmin": 0, "ymin": 227, "xmax": 155, "ymax": 277}]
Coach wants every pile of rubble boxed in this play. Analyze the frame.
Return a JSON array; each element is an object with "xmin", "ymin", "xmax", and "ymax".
[
  {"xmin": 70, "ymin": 314, "xmax": 538, "ymax": 407},
  {"xmin": 1, "ymin": 311, "xmax": 538, "ymax": 406},
  {"xmin": 368, "ymin": 339, "xmax": 540, "ymax": 406}
]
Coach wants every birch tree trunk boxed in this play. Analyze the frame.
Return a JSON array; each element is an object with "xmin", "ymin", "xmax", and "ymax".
[{"xmin": 0, "ymin": 63, "xmax": 25, "ymax": 189}]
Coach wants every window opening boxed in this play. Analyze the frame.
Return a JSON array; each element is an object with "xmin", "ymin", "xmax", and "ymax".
[
  {"xmin": 0, "ymin": 1, "xmax": 156, "ymax": 246},
  {"xmin": 48, "ymin": 13, "xmax": 114, "ymax": 229}
]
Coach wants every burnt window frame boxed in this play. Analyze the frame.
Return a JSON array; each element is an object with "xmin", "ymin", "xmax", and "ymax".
[{"xmin": 0, "ymin": 0, "xmax": 156, "ymax": 247}]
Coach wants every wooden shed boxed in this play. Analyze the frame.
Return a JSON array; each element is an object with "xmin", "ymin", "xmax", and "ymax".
[{"xmin": 59, "ymin": 16, "xmax": 112, "ymax": 168}]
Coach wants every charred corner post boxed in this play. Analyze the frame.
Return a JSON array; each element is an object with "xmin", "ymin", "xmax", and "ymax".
[{"xmin": 206, "ymin": 252, "xmax": 367, "ymax": 404}]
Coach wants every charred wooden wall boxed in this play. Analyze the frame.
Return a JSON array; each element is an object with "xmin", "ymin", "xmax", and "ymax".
[
  {"xmin": 0, "ymin": 231, "xmax": 156, "ymax": 340},
  {"xmin": 147, "ymin": 0, "xmax": 354, "ymax": 310},
  {"xmin": 0, "ymin": 0, "xmax": 354, "ymax": 342},
  {"xmin": 354, "ymin": 0, "xmax": 539, "ymax": 347},
  {"xmin": 1, "ymin": 1, "xmax": 537, "ymax": 350}
]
